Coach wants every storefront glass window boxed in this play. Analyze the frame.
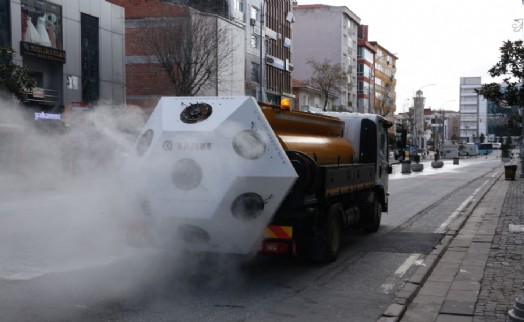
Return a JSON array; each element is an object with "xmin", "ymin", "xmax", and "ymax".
[
  {"xmin": 0, "ymin": 0, "xmax": 10, "ymax": 46},
  {"xmin": 21, "ymin": 0, "xmax": 62, "ymax": 49}
]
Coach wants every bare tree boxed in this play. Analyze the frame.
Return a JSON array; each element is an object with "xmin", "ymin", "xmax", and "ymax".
[
  {"xmin": 374, "ymin": 83, "xmax": 394, "ymax": 117},
  {"xmin": 139, "ymin": 9, "xmax": 234, "ymax": 96},
  {"xmin": 307, "ymin": 59, "xmax": 351, "ymax": 111}
]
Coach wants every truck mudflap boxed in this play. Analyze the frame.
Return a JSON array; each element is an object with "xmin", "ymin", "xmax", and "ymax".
[{"xmin": 261, "ymin": 225, "xmax": 295, "ymax": 254}]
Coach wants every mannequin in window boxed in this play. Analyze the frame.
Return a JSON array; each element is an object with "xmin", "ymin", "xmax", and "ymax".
[
  {"xmin": 45, "ymin": 13, "xmax": 57, "ymax": 48},
  {"xmin": 36, "ymin": 14, "xmax": 52, "ymax": 47},
  {"xmin": 23, "ymin": 14, "xmax": 41, "ymax": 44}
]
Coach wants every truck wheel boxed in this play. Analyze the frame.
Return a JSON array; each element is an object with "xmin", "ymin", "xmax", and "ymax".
[
  {"xmin": 362, "ymin": 197, "xmax": 382, "ymax": 233},
  {"xmin": 322, "ymin": 209, "xmax": 342, "ymax": 262}
]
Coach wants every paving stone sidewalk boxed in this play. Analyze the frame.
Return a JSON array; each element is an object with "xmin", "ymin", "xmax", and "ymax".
[
  {"xmin": 475, "ymin": 171, "xmax": 524, "ymax": 321},
  {"xmin": 379, "ymin": 164, "xmax": 524, "ymax": 322}
]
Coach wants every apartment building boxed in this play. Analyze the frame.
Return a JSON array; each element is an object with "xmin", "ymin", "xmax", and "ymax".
[
  {"xmin": 356, "ymin": 25, "xmax": 375, "ymax": 114},
  {"xmin": 182, "ymin": 0, "xmax": 295, "ymax": 106},
  {"xmin": 370, "ymin": 41, "xmax": 397, "ymax": 117},
  {"xmin": 108, "ymin": 0, "xmax": 245, "ymax": 111},
  {"xmin": 2, "ymin": 0, "xmax": 125, "ymax": 112},
  {"xmin": 459, "ymin": 77, "xmax": 487, "ymax": 143},
  {"xmin": 109, "ymin": 0, "xmax": 293, "ymax": 110},
  {"xmin": 292, "ymin": 4, "xmax": 359, "ymax": 111}
]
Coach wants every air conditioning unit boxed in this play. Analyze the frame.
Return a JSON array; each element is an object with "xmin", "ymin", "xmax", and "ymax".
[{"xmin": 250, "ymin": 18, "xmax": 256, "ymax": 26}]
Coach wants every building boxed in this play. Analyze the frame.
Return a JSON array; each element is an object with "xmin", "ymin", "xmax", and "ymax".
[
  {"xmin": 108, "ymin": 0, "xmax": 245, "ymax": 111},
  {"xmin": 166, "ymin": 0, "xmax": 295, "ymax": 106},
  {"xmin": 428, "ymin": 109, "xmax": 460, "ymax": 149},
  {"xmin": 2, "ymin": 0, "xmax": 125, "ymax": 114},
  {"xmin": 110, "ymin": 0, "xmax": 293, "ymax": 110},
  {"xmin": 356, "ymin": 25, "xmax": 375, "ymax": 114},
  {"xmin": 459, "ymin": 77, "xmax": 487, "ymax": 143},
  {"xmin": 292, "ymin": 79, "xmax": 337, "ymax": 112},
  {"xmin": 370, "ymin": 41, "xmax": 397, "ymax": 117},
  {"xmin": 292, "ymin": 4, "xmax": 359, "ymax": 111}
]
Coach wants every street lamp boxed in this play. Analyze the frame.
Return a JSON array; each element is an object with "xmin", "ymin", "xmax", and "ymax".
[
  {"xmin": 258, "ymin": 1, "xmax": 267, "ymax": 103},
  {"xmin": 438, "ymin": 99, "xmax": 456, "ymax": 151}
]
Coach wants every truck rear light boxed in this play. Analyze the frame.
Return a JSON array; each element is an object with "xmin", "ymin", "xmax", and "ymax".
[{"xmin": 262, "ymin": 241, "xmax": 290, "ymax": 254}]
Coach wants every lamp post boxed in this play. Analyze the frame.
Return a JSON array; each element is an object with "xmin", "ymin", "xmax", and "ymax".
[
  {"xmin": 512, "ymin": 17, "xmax": 524, "ymax": 177},
  {"xmin": 438, "ymin": 99, "xmax": 456, "ymax": 150},
  {"xmin": 258, "ymin": 1, "xmax": 266, "ymax": 103}
]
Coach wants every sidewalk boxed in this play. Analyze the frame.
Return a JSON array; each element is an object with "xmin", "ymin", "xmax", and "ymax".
[{"xmin": 378, "ymin": 163, "xmax": 524, "ymax": 322}]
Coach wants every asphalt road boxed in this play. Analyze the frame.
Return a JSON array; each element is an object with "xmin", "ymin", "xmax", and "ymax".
[{"xmin": 0, "ymin": 154, "xmax": 504, "ymax": 322}]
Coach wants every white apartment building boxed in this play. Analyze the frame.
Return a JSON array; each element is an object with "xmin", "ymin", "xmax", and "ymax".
[
  {"xmin": 291, "ymin": 4, "xmax": 360, "ymax": 111},
  {"xmin": 459, "ymin": 77, "xmax": 487, "ymax": 143}
]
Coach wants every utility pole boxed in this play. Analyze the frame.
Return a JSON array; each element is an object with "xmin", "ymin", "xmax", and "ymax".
[{"xmin": 258, "ymin": 1, "xmax": 266, "ymax": 103}]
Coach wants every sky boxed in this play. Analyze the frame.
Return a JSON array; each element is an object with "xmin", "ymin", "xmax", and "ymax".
[{"xmin": 296, "ymin": 0, "xmax": 524, "ymax": 113}]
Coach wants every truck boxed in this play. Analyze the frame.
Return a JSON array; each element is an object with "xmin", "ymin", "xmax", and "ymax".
[
  {"xmin": 459, "ymin": 143, "xmax": 479, "ymax": 157},
  {"xmin": 123, "ymin": 96, "xmax": 405, "ymax": 262}
]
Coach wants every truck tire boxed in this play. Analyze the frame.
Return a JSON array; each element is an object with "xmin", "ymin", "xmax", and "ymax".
[
  {"xmin": 362, "ymin": 195, "xmax": 382, "ymax": 233},
  {"xmin": 322, "ymin": 208, "xmax": 342, "ymax": 262}
]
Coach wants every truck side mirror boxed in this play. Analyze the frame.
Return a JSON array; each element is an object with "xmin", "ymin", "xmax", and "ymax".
[{"xmin": 396, "ymin": 129, "xmax": 407, "ymax": 149}]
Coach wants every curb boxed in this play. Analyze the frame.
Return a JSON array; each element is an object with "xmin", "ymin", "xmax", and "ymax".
[{"xmin": 377, "ymin": 172, "xmax": 502, "ymax": 322}]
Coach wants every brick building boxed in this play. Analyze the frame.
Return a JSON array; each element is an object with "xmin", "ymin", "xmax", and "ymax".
[{"xmin": 108, "ymin": 0, "xmax": 245, "ymax": 112}]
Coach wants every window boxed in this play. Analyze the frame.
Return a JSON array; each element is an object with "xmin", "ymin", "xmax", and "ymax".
[
  {"xmin": 251, "ymin": 6, "xmax": 258, "ymax": 20},
  {"xmin": 357, "ymin": 64, "xmax": 371, "ymax": 77},
  {"xmin": 0, "ymin": 0, "xmax": 10, "ymax": 46},
  {"xmin": 235, "ymin": 0, "xmax": 244, "ymax": 13},
  {"xmin": 250, "ymin": 34, "xmax": 259, "ymax": 49},
  {"xmin": 81, "ymin": 13, "xmax": 99, "ymax": 103},
  {"xmin": 251, "ymin": 62, "xmax": 259, "ymax": 82},
  {"xmin": 378, "ymin": 123, "xmax": 387, "ymax": 158},
  {"xmin": 21, "ymin": 0, "xmax": 63, "ymax": 49}
]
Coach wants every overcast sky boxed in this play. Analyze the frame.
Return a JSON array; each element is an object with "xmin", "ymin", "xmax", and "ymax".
[{"xmin": 295, "ymin": 0, "xmax": 524, "ymax": 113}]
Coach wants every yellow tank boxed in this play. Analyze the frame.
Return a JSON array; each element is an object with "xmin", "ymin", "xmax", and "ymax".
[{"xmin": 261, "ymin": 107, "xmax": 354, "ymax": 165}]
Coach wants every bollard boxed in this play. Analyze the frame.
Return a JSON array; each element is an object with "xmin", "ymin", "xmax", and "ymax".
[
  {"xmin": 453, "ymin": 157, "xmax": 459, "ymax": 165},
  {"xmin": 431, "ymin": 160, "xmax": 444, "ymax": 168},
  {"xmin": 411, "ymin": 163, "xmax": 424, "ymax": 172},
  {"xmin": 401, "ymin": 160, "xmax": 412, "ymax": 174},
  {"xmin": 508, "ymin": 294, "xmax": 524, "ymax": 321}
]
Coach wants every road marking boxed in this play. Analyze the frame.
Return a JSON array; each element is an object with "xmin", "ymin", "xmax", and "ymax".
[
  {"xmin": 434, "ymin": 180, "xmax": 490, "ymax": 233},
  {"xmin": 380, "ymin": 253, "xmax": 420, "ymax": 294},
  {"xmin": 434, "ymin": 196, "xmax": 472, "ymax": 233},
  {"xmin": 395, "ymin": 253, "xmax": 421, "ymax": 277},
  {"xmin": 473, "ymin": 180, "xmax": 490, "ymax": 195}
]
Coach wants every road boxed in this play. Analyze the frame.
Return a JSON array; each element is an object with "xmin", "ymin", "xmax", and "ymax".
[{"xmin": 0, "ymin": 153, "xmax": 505, "ymax": 322}]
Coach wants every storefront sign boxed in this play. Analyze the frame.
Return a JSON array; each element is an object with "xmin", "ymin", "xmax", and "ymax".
[
  {"xmin": 20, "ymin": 41, "xmax": 65, "ymax": 62},
  {"xmin": 34, "ymin": 112, "xmax": 61, "ymax": 120}
]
